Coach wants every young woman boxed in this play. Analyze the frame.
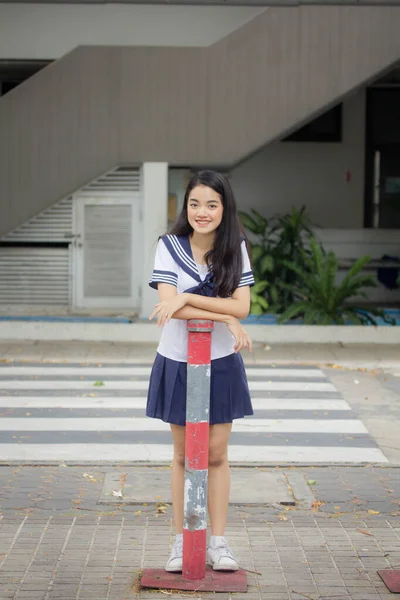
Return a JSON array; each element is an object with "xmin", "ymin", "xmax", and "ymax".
[{"xmin": 147, "ymin": 170, "xmax": 254, "ymax": 573}]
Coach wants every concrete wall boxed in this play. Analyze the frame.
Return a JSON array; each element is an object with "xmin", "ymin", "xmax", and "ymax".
[
  {"xmin": 2, "ymin": 6, "xmax": 400, "ymax": 238},
  {"xmin": 232, "ymin": 90, "xmax": 366, "ymax": 228},
  {"xmin": 0, "ymin": 4, "xmax": 263, "ymax": 58}
]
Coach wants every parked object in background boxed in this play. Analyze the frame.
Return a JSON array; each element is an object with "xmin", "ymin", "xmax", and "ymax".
[{"xmin": 376, "ymin": 255, "xmax": 400, "ymax": 290}]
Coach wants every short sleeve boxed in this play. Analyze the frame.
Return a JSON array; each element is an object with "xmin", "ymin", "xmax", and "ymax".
[
  {"xmin": 238, "ymin": 240, "xmax": 255, "ymax": 288},
  {"xmin": 149, "ymin": 238, "xmax": 178, "ymax": 289}
]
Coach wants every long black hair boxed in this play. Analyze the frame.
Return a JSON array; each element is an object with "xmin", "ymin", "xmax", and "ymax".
[{"xmin": 169, "ymin": 170, "xmax": 245, "ymax": 298}]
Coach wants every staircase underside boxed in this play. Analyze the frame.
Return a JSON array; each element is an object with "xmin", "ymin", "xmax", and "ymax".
[{"xmin": 1, "ymin": 5, "xmax": 400, "ymax": 235}]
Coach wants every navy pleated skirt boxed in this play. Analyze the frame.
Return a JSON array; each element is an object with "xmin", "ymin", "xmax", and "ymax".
[{"xmin": 146, "ymin": 352, "xmax": 253, "ymax": 426}]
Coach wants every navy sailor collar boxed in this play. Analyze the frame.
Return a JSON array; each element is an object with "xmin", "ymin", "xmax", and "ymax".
[{"xmin": 161, "ymin": 234, "xmax": 202, "ymax": 282}]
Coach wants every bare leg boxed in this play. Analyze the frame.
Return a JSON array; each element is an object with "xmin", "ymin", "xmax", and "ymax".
[
  {"xmin": 207, "ymin": 423, "xmax": 232, "ymax": 536},
  {"xmin": 170, "ymin": 424, "xmax": 186, "ymax": 533}
]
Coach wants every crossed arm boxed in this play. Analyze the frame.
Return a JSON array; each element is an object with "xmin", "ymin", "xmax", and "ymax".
[{"xmin": 150, "ymin": 284, "xmax": 252, "ymax": 353}]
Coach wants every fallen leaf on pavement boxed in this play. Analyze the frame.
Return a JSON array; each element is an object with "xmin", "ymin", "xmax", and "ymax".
[
  {"xmin": 368, "ymin": 510, "xmax": 380, "ymax": 515},
  {"xmin": 156, "ymin": 503, "xmax": 169, "ymax": 514},
  {"xmin": 312, "ymin": 500, "xmax": 324, "ymax": 511},
  {"xmin": 356, "ymin": 529, "xmax": 374, "ymax": 537},
  {"xmin": 307, "ymin": 480, "xmax": 316, "ymax": 485}
]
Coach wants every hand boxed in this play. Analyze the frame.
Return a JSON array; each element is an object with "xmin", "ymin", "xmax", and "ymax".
[
  {"xmin": 149, "ymin": 294, "xmax": 188, "ymax": 327},
  {"xmin": 226, "ymin": 317, "xmax": 253, "ymax": 354}
]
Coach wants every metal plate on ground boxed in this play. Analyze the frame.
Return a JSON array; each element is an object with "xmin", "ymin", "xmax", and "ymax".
[
  {"xmin": 141, "ymin": 566, "xmax": 247, "ymax": 592},
  {"xmin": 99, "ymin": 468, "xmax": 295, "ymax": 505},
  {"xmin": 378, "ymin": 570, "xmax": 400, "ymax": 592}
]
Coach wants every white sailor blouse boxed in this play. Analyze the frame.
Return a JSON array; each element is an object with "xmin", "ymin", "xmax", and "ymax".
[{"xmin": 149, "ymin": 235, "xmax": 255, "ymax": 362}]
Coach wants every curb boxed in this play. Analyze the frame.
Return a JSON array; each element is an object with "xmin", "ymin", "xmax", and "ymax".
[{"xmin": 1, "ymin": 321, "xmax": 400, "ymax": 344}]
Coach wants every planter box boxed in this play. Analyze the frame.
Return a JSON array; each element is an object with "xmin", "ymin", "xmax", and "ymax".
[{"xmin": 243, "ymin": 308, "xmax": 400, "ymax": 327}]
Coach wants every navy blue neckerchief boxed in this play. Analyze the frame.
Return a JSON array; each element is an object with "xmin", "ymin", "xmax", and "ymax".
[{"xmin": 185, "ymin": 271, "xmax": 217, "ymax": 297}]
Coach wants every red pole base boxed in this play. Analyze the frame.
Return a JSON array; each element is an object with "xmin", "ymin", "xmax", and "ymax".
[
  {"xmin": 183, "ymin": 529, "xmax": 206, "ymax": 580},
  {"xmin": 140, "ymin": 567, "xmax": 247, "ymax": 592},
  {"xmin": 378, "ymin": 570, "xmax": 400, "ymax": 592}
]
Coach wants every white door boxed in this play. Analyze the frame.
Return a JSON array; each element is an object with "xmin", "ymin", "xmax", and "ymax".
[{"xmin": 73, "ymin": 195, "xmax": 140, "ymax": 309}]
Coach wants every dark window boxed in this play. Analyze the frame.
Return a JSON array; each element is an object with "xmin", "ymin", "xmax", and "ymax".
[
  {"xmin": 1, "ymin": 80, "xmax": 20, "ymax": 96},
  {"xmin": 0, "ymin": 60, "xmax": 51, "ymax": 97},
  {"xmin": 283, "ymin": 104, "xmax": 342, "ymax": 143},
  {"xmin": 364, "ymin": 87, "xmax": 400, "ymax": 228},
  {"xmin": 368, "ymin": 89, "xmax": 400, "ymax": 145}
]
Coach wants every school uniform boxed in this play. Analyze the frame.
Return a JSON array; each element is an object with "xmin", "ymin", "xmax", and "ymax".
[{"xmin": 146, "ymin": 234, "xmax": 255, "ymax": 426}]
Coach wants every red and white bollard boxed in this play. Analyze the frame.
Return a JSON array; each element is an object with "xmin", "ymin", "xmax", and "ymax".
[
  {"xmin": 141, "ymin": 319, "xmax": 247, "ymax": 593},
  {"xmin": 183, "ymin": 319, "xmax": 213, "ymax": 580}
]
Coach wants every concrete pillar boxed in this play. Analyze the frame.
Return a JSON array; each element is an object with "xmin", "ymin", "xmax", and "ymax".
[
  {"xmin": 140, "ymin": 162, "xmax": 168, "ymax": 319},
  {"xmin": 169, "ymin": 168, "xmax": 191, "ymax": 220}
]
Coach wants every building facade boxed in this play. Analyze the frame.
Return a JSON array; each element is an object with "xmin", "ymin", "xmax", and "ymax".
[{"xmin": 1, "ymin": 1, "xmax": 400, "ymax": 316}]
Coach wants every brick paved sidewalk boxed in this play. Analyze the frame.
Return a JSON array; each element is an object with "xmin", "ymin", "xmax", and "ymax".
[{"xmin": 1, "ymin": 466, "xmax": 400, "ymax": 600}]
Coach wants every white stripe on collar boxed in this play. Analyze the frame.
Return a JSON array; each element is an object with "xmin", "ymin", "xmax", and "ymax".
[{"xmin": 169, "ymin": 235, "xmax": 197, "ymax": 270}]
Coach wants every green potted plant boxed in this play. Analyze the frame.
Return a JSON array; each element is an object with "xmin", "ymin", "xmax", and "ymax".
[
  {"xmin": 278, "ymin": 238, "xmax": 395, "ymax": 325},
  {"xmin": 239, "ymin": 205, "xmax": 315, "ymax": 314}
]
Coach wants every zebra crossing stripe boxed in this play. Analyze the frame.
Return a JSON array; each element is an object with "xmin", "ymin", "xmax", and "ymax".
[
  {"xmin": 0, "ymin": 397, "xmax": 352, "ymax": 410},
  {"xmin": 0, "ymin": 380, "xmax": 336, "ymax": 392},
  {"xmin": 0, "ymin": 362, "xmax": 388, "ymax": 465},
  {"xmin": 0, "ymin": 367, "xmax": 326, "ymax": 379},
  {"xmin": 0, "ymin": 417, "xmax": 368, "ymax": 434},
  {"xmin": 0, "ymin": 444, "xmax": 388, "ymax": 463}
]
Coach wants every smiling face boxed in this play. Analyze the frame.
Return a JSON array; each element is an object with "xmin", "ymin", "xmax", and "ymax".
[{"xmin": 187, "ymin": 185, "xmax": 224, "ymax": 235}]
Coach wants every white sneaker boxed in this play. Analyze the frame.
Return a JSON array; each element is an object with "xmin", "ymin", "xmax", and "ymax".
[
  {"xmin": 165, "ymin": 534, "xmax": 183, "ymax": 573},
  {"xmin": 207, "ymin": 536, "xmax": 239, "ymax": 571}
]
